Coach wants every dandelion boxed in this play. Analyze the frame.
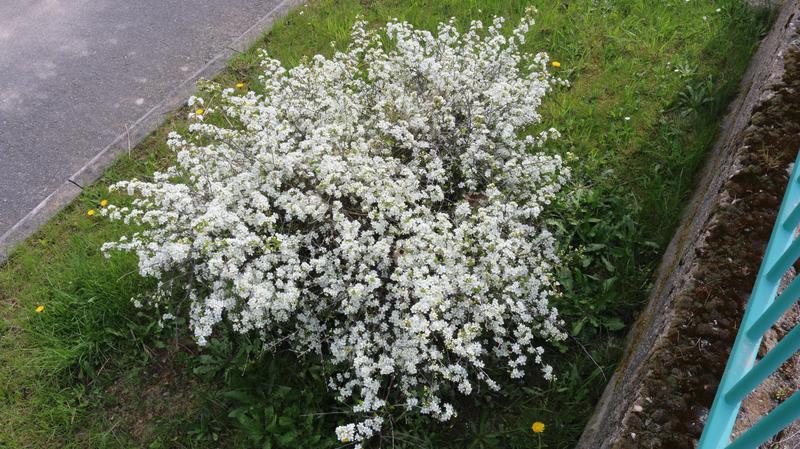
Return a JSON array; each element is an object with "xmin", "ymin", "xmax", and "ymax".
[
  {"xmin": 195, "ymin": 108, "xmax": 205, "ymax": 116},
  {"xmin": 532, "ymin": 421, "xmax": 545, "ymax": 433},
  {"xmin": 35, "ymin": 305, "xmax": 45, "ymax": 313},
  {"xmin": 235, "ymin": 82, "xmax": 245, "ymax": 89},
  {"xmin": 100, "ymin": 199, "xmax": 109, "ymax": 207},
  {"xmin": 551, "ymin": 60, "xmax": 561, "ymax": 68},
  {"xmin": 87, "ymin": 209, "xmax": 95, "ymax": 216}
]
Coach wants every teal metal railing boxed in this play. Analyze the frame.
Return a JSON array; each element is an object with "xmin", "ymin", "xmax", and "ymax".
[{"xmin": 698, "ymin": 149, "xmax": 800, "ymax": 449}]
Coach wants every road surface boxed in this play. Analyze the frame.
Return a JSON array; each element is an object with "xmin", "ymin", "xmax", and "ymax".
[{"xmin": 0, "ymin": 0, "xmax": 294, "ymax": 247}]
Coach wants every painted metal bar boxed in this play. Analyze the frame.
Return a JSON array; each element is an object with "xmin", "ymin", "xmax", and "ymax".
[
  {"xmin": 725, "ymin": 389, "xmax": 800, "ymax": 449},
  {"xmin": 724, "ymin": 323, "xmax": 800, "ymax": 403},
  {"xmin": 781, "ymin": 191, "xmax": 800, "ymax": 230},
  {"xmin": 747, "ymin": 275, "xmax": 800, "ymax": 339},
  {"xmin": 697, "ymin": 149, "xmax": 800, "ymax": 449},
  {"xmin": 766, "ymin": 235, "xmax": 800, "ymax": 282}
]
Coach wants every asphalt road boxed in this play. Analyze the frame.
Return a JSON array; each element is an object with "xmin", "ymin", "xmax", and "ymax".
[{"xmin": 0, "ymin": 0, "xmax": 290, "ymax": 237}]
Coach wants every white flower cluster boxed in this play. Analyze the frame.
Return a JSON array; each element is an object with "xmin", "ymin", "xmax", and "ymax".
[{"xmin": 103, "ymin": 13, "xmax": 569, "ymax": 446}]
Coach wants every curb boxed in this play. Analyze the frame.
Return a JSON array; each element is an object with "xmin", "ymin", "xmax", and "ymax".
[{"xmin": 0, "ymin": 0, "xmax": 303, "ymax": 266}]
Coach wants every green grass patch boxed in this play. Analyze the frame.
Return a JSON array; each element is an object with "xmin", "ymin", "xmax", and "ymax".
[{"xmin": 0, "ymin": 0, "xmax": 774, "ymax": 447}]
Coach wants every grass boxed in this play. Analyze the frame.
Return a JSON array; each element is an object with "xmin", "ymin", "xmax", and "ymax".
[{"xmin": 0, "ymin": 0, "xmax": 774, "ymax": 448}]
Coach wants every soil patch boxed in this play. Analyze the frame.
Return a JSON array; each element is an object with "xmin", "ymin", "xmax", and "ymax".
[{"xmin": 103, "ymin": 346, "xmax": 203, "ymax": 443}]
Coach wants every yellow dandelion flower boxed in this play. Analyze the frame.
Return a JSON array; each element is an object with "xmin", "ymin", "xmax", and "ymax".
[
  {"xmin": 551, "ymin": 61, "xmax": 561, "ymax": 68},
  {"xmin": 35, "ymin": 305, "xmax": 45, "ymax": 313},
  {"xmin": 100, "ymin": 199, "xmax": 108, "ymax": 207},
  {"xmin": 531, "ymin": 421, "xmax": 545, "ymax": 433},
  {"xmin": 195, "ymin": 108, "xmax": 205, "ymax": 115},
  {"xmin": 235, "ymin": 82, "xmax": 245, "ymax": 88},
  {"xmin": 87, "ymin": 209, "xmax": 96, "ymax": 216}
]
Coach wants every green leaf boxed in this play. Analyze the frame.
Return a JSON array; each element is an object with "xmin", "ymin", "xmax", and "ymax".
[
  {"xmin": 604, "ymin": 317, "xmax": 626, "ymax": 331},
  {"xmin": 222, "ymin": 390, "xmax": 254, "ymax": 404},
  {"xmin": 278, "ymin": 430, "xmax": 298, "ymax": 445},
  {"xmin": 571, "ymin": 317, "xmax": 587, "ymax": 336},
  {"xmin": 228, "ymin": 406, "xmax": 250, "ymax": 420},
  {"xmin": 277, "ymin": 416, "xmax": 293, "ymax": 427},
  {"xmin": 600, "ymin": 256, "xmax": 615, "ymax": 272}
]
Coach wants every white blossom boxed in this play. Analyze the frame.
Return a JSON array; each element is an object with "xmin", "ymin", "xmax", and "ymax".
[{"xmin": 103, "ymin": 13, "xmax": 570, "ymax": 445}]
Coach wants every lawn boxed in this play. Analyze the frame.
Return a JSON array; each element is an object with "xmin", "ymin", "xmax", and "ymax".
[{"xmin": 0, "ymin": 0, "xmax": 774, "ymax": 448}]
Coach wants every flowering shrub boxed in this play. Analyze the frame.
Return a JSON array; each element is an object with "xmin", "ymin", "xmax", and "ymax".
[{"xmin": 103, "ymin": 12, "xmax": 570, "ymax": 446}]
